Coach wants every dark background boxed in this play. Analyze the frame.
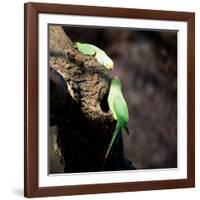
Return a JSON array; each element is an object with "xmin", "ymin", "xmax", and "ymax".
[{"xmin": 50, "ymin": 26, "xmax": 177, "ymax": 171}]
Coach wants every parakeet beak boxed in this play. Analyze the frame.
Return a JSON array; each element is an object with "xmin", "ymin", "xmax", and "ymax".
[{"xmin": 107, "ymin": 63, "xmax": 114, "ymax": 70}]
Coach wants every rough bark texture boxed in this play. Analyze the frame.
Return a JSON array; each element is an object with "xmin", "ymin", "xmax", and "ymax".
[{"xmin": 49, "ymin": 26, "xmax": 134, "ymax": 173}]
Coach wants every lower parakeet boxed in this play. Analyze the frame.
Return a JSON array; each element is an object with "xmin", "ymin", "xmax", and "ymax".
[{"xmin": 106, "ymin": 76, "xmax": 129, "ymax": 159}]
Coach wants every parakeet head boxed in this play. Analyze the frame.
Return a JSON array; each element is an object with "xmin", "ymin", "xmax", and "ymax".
[{"xmin": 112, "ymin": 76, "xmax": 121, "ymax": 88}]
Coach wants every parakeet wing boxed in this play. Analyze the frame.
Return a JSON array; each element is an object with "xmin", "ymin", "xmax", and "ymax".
[
  {"xmin": 124, "ymin": 125, "xmax": 130, "ymax": 135},
  {"xmin": 76, "ymin": 42, "xmax": 96, "ymax": 55},
  {"xmin": 113, "ymin": 94, "xmax": 129, "ymax": 125}
]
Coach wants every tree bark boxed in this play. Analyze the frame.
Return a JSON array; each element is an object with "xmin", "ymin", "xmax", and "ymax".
[{"xmin": 49, "ymin": 25, "xmax": 134, "ymax": 173}]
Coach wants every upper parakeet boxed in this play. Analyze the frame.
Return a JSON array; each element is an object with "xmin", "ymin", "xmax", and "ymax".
[
  {"xmin": 76, "ymin": 42, "xmax": 114, "ymax": 70},
  {"xmin": 106, "ymin": 76, "xmax": 129, "ymax": 159}
]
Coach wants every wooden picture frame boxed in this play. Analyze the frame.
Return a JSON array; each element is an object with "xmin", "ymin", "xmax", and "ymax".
[{"xmin": 24, "ymin": 2, "xmax": 195, "ymax": 197}]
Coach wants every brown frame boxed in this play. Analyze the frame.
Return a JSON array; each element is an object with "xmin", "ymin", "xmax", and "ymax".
[{"xmin": 24, "ymin": 2, "xmax": 195, "ymax": 197}]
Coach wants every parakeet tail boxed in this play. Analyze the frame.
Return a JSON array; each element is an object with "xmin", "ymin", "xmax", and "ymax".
[{"xmin": 105, "ymin": 122, "xmax": 121, "ymax": 160}]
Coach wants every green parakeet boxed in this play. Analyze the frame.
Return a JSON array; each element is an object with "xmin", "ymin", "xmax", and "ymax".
[
  {"xmin": 76, "ymin": 42, "xmax": 114, "ymax": 69},
  {"xmin": 106, "ymin": 76, "xmax": 129, "ymax": 159}
]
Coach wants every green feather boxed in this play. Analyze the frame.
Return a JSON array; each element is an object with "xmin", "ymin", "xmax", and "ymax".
[
  {"xmin": 106, "ymin": 76, "xmax": 129, "ymax": 160},
  {"xmin": 124, "ymin": 125, "xmax": 130, "ymax": 135},
  {"xmin": 113, "ymin": 95, "xmax": 129, "ymax": 125},
  {"xmin": 76, "ymin": 42, "xmax": 96, "ymax": 55},
  {"xmin": 105, "ymin": 122, "xmax": 121, "ymax": 159},
  {"xmin": 76, "ymin": 42, "xmax": 113, "ymax": 69}
]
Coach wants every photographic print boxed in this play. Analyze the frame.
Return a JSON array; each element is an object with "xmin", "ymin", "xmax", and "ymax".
[
  {"xmin": 49, "ymin": 25, "xmax": 178, "ymax": 174},
  {"xmin": 24, "ymin": 2, "xmax": 195, "ymax": 197}
]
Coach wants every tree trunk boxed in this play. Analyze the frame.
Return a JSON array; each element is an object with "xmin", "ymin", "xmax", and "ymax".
[{"xmin": 49, "ymin": 25, "xmax": 134, "ymax": 173}]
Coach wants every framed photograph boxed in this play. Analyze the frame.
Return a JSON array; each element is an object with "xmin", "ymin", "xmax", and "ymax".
[{"xmin": 24, "ymin": 2, "xmax": 195, "ymax": 197}]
